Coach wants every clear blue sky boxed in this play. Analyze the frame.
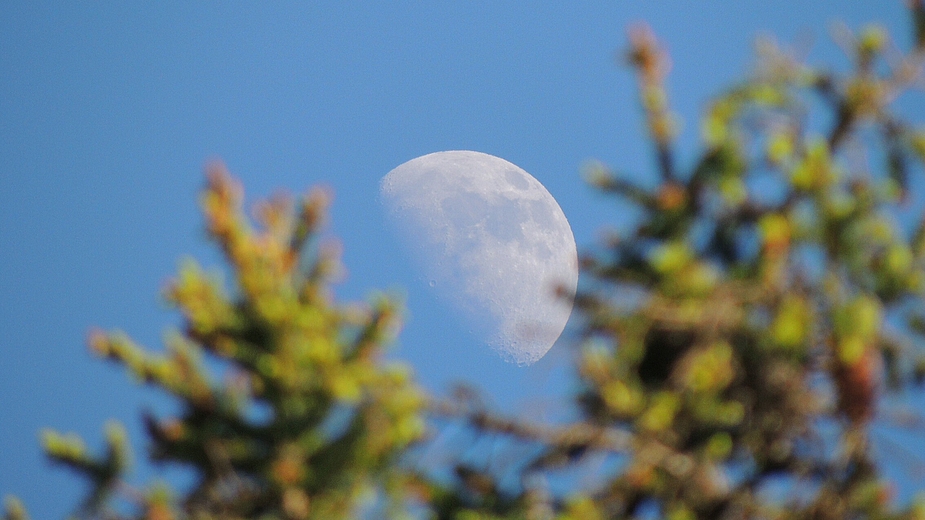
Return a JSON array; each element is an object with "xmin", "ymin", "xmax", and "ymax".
[{"xmin": 1, "ymin": 2, "xmax": 921, "ymax": 517}]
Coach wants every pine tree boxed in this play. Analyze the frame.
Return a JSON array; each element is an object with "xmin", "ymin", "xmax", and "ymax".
[{"xmin": 5, "ymin": 166, "xmax": 426, "ymax": 519}]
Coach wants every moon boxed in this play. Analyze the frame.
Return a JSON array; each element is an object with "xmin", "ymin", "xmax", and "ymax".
[{"xmin": 379, "ymin": 150, "xmax": 578, "ymax": 366}]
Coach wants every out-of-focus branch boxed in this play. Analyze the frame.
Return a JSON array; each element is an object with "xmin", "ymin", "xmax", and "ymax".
[
  {"xmin": 428, "ymin": 397, "xmax": 631, "ymax": 451},
  {"xmin": 627, "ymin": 24, "xmax": 678, "ymax": 182},
  {"xmin": 825, "ymin": 22, "xmax": 925, "ymax": 151},
  {"xmin": 427, "ymin": 398, "xmax": 696, "ymax": 479},
  {"xmin": 910, "ymin": 0, "xmax": 925, "ymax": 50}
]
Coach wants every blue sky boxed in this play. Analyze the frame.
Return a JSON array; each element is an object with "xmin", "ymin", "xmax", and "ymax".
[{"xmin": 1, "ymin": 2, "xmax": 921, "ymax": 517}]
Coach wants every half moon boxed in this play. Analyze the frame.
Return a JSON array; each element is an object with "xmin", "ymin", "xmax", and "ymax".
[{"xmin": 379, "ymin": 150, "xmax": 577, "ymax": 365}]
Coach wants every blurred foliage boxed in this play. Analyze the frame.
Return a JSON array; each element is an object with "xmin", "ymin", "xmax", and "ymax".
[
  {"xmin": 5, "ymin": 166, "xmax": 426, "ymax": 519},
  {"xmin": 6, "ymin": 3, "xmax": 925, "ymax": 520}
]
